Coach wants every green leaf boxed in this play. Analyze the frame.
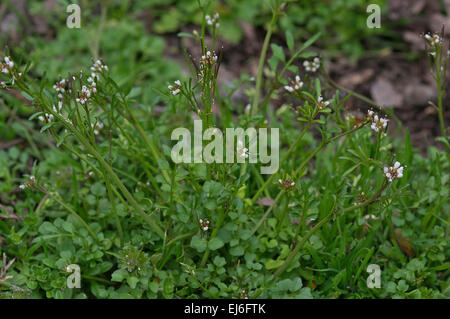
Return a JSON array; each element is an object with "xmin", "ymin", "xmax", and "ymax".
[
  {"xmin": 111, "ymin": 269, "xmax": 128, "ymax": 282},
  {"xmin": 157, "ymin": 158, "xmax": 170, "ymax": 170},
  {"xmin": 271, "ymin": 43, "xmax": 285, "ymax": 62},
  {"xmin": 286, "ymin": 30, "xmax": 294, "ymax": 54},
  {"xmin": 91, "ymin": 183, "xmax": 106, "ymax": 196},
  {"xmin": 230, "ymin": 246, "xmax": 245, "ymax": 256},
  {"xmin": 127, "ymin": 276, "xmax": 139, "ymax": 289},
  {"xmin": 208, "ymin": 237, "xmax": 224, "ymax": 250},
  {"xmin": 191, "ymin": 234, "xmax": 207, "ymax": 252},
  {"xmin": 21, "ymin": 91, "xmax": 33, "ymax": 101},
  {"xmin": 213, "ymin": 256, "xmax": 226, "ymax": 267},
  {"xmin": 38, "ymin": 222, "xmax": 59, "ymax": 234},
  {"xmin": 265, "ymin": 259, "xmax": 284, "ymax": 270}
]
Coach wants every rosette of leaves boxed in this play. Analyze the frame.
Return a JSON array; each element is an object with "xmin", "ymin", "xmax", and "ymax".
[{"xmin": 118, "ymin": 246, "xmax": 149, "ymax": 273}]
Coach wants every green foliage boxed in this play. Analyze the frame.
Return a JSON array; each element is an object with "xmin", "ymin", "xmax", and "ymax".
[{"xmin": 0, "ymin": 0, "xmax": 448, "ymax": 300}]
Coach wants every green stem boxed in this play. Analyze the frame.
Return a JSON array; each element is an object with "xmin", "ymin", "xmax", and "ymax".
[
  {"xmin": 250, "ymin": 7, "xmax": 279, "ymax": 117},
  {"xmin": 276, "ymin": 192, "xmax": 289, "ymax": 232},
  {"xmin": 200, "ymin": 208, "xmax": 227, "ymax": 267}
]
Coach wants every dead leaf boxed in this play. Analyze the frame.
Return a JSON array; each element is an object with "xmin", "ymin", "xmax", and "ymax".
[
  {"xmin": 306, "ymin": 280, "xmax": 317, "ymax": 290},
  {"xmin": 394, "ymin": 228, "xmax": 414, "ymax": 257},
  {"xmin": 256, "ymin": 197, "xmax": 274, "ymax": 206}
]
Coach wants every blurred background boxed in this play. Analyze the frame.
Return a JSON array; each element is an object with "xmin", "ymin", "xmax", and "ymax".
[{"xmin": 0, "ymin": 0, "xmax": 449, "ymax": 151}]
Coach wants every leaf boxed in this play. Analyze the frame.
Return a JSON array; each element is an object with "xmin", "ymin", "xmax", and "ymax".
[
  {"xmin": 213, "ymin": 256, "xmax": 226, "ymax": 267},
  {"xmin": 111, "ymin": 269, "xmax": 128, "ymax": 282},
  {"xmin": 91, "ymin": 182, "xmax": 106, "ymax": 197},
  {"xmin": 21, "ymin": 91, "xmax": 33, "ymax": 101},
  {"xmin": 190, "ymin": 234, "xmax": 206, "ymax": 252},
  {"xmin": 40, "ymin": 122, "xmax": 56, "ymax": 133},
  {"xmin": 38, "ymin": 222, "xmax": 59, "ymax": 234},
  {"xmin": 271, "ymin": 43, "xmax": 285, "ymax": 63},
  {"xmin": 286, "ymin": 30, "xmax": 294, "ymax": 54},
  {"xmin": 394, "ymin": 228, "xmax": 414, "ymax": 257},
  {"xmin": 265, "ymin": 259, "xmax": 284, "ymax": 270},
  {"xmin": 229, "ymin": 246, "xmax": 245, "ymax": 256},
  {"xmin": 208, "ymin": 237, "xmax": 224, "ymax": 250},
  {"xmin": 236, "ymin": 185, "xmax": 247, "ymax": 199},
  {"xmin": 127, "ymin": 276, "xmax": 139, "ymax": 289},
  {"xmin": 177, "ymin": 32, "xmax": 195, "ymax": 39},
  {"xmin": 157, "ymin": 158, "xmax": 170, "ymax": 170}
]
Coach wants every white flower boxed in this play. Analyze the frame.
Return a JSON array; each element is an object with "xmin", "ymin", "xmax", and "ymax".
[
  {"xmin": 278, "ymin": 179, "xmax": 296, "ymax": 190},
  {"xmin": 91, "ymin": 122, "xmax": 104, "ymax": 135},
  {"xmin": 370, "ymin": 114, "xmax": 388, "ymax": 133},
  {"xmin": 201, "ymin": 50, "xmax": 218, "ymax": 66},
  {"xmin": 1, "ymin": 56, "xmax": 14, "ymax": 74},
  {"xmin": 303, "ymin": 57, "xmax": 320, "ymax": 72},
  {"xmin": 237, "ymin": 140, "xmax": 249, "ymax": 158},
  {"xmin": 53, "ymin": 79, "xmax": 66, "ymax": 93},
  {"xmin": 90, "ymin": 59, "xmax": 108, "ymax": 75},
  {"xmin": 206, "ymin": 13, "xmax": 220, "ymax": 27},
  {"xmin": 76, "ymin": 85, "xmax": 92, "ymax": 104},
  {"xmin": 284, "ymin": 75, "xmax": 304, "ymax": 93},
  {"xmin": 199, "ymin": 219, "xmax": 210, "ymax": 231},
  {"xmin": 384, "ymin": 161, "xmax": 404, "ymax": 182},
  {"xmin": 4, "ymin": 56, "xmax": 13, "ymax": 68},
  {"xmin": 317, "ymin": 96, "xmax": 331, "ymax": 110},
  {"xmin": 0, "ymin": 81, "xmax": 5, "ymax": 87},
  {"xmin": 168, "ymin": 80, "xmax": 182, "ymax": 95},
  {"xmin": 424, "ymin": 32, "xmax": 443, "ymax": 53},
  {"xmin": 38, "ymin": 113, "xmax": 54, "ymax": 123}
]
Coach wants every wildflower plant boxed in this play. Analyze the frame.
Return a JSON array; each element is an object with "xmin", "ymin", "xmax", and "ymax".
[
  {"xmin": 423, "ymin": 28, "xmax": 449, "ymax": 145},
  {"xmin": 0, "ymin": 0, "xmax": 448, "ymax": 300}
]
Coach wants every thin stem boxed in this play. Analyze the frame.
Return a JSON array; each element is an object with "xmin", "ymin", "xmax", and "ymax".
[{"xmin": 250, "ymin": 7, "xmax": 279, "ymax": 117}]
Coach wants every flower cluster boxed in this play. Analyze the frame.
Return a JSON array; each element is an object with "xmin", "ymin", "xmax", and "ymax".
[
  {"xmin": 53, "ymin": 79, "xmax": 67, "ymax": 99},
  {"xmin": 76, "ymin": 85, "xmax": 92, "ymax": 105},
  {"xmin": 424, "ymin": 33, "xmax": 443, "ymax": 56},
  {"xmin": 38, "ymin": 113, "xmax": 54, "ymax": 123},
  {"xmin": 168, "ymin": 80, "xmax": 182, "ymax": 95},
  {"xmin": 317, "ymin": 96, "xmax": 331, "ymax": 110},
  {"xmin": 38, "ymin": 100, "xmax": 63, "ymax": 124},
  {"xmin": 1, "ymin": 56, "xmax": 14, "ymax": 74},
  {"xmin": 19, "ymin": 176, "xmax": 35, "ymax": 190},
  {"xmin": 239, "ymin": 289, "xmax": 249, "ymax": 299},
  {"xmin": 367, "ymin": 110, "xmax": 388, "ymax": 134},
  {"xmin": 200, "ymin": 50, "xmax": 218, "ymax": 66},
  {"xmin": 278, "ymin": 179, "xmax": 295, "ymax": 190},
  {"xmin": 237, "ymin": 140, "xmax": 249, "ymax": 158},
  {"xmin": 384, "ymin": 161, "xmax": 404, "ymax": 182},
  {"xmin": 0, "ymin": 56, "xmax": 21, "ymax": 85},
  {"xmin": 91, "ymin": 122, "xmax": 104, "ymax": 135},
  {"xmin": 199, "ymin": 219, "xmax": 210, "ymax": 231},
  {"xmin": 303, "ymin": 57, "xmax": 320, "ymax": 72},
  {"xmin": 90, "ymin": 59, "xmax": 108, "ymax": 79},
  {"xmin": 284, "ymin": 75, "xmax": 303, "ymax": 93},
  {"xmin": 206, "ymin": 13, "xmax": 220, "ymax": 28}
]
